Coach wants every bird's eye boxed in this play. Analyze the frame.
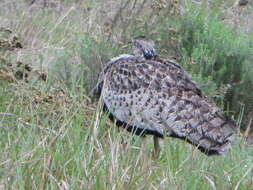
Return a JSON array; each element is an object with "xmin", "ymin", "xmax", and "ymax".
[{"xmin": 143, "ymin": 49, "xmax": 154, "ymax": 59}]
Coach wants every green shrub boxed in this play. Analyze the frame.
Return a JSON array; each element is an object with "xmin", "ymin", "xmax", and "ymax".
[{"xmin": 174, "ymin": 6, "xmax": 253, "ymax": 129}]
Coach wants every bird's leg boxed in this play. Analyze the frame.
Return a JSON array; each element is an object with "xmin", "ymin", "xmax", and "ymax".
[
  {"xmin": 140, "ymin": 136, "xmax": 146, "ymax": 153},
  {"xmin": 153, "ymin": 136, "xmax": 160, "ymax": 159}
]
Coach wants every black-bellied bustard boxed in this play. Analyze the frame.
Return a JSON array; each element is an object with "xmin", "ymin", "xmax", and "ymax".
[{"xmin": 94, "ymin": 36, "xmax": 236, "ymax": 157}]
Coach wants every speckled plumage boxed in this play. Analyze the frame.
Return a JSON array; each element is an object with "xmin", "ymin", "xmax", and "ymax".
[{"xmin": 95, "ymin": 38, "xmax": 236, "ymax": 156}]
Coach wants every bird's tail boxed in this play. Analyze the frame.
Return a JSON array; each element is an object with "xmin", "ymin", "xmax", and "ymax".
[
  {"xmin": 167, "ymin": 99, "xmax": 236, "ymax": 156},
  {"xmin": 187, "ymin": 112, "xmax": 236, "ymax": 155}
]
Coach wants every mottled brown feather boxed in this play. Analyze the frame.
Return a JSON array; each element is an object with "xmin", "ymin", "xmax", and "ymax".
[{"xmin": 95, "ymin": 54, "xmax": 236, "ymax": 155}]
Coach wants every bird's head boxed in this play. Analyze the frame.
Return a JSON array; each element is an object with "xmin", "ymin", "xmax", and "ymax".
[{"xmin": 132, "ymin": 36, "xmax": 156, "ymax": 59}]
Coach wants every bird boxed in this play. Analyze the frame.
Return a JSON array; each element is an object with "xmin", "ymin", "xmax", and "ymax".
[{"xmin": 94, "ymin": 36, "xmax": 236, "ymax": 157}]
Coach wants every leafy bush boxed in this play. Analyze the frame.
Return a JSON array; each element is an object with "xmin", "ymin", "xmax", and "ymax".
[{"xmin": 174, "ymin": 6, "xmax": 253, "ymax": 129}]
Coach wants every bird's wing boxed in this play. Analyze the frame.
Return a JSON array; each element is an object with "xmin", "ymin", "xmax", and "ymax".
[
  {"xmin": 93, "ymin": 54, "xmax": 135, "ymax": 98},
  {"xmin": 100, "ymin": 55, "xmax": 236, "ymax": 155}
]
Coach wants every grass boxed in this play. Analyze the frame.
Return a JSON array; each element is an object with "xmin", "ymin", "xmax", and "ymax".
[
  {"xmin": 0, "ymin": 84, "xmax": 253, "ymax": 189},
  {"xmin": 1, "ymin": 0, "xmax": 253, "ymax": 189}
]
